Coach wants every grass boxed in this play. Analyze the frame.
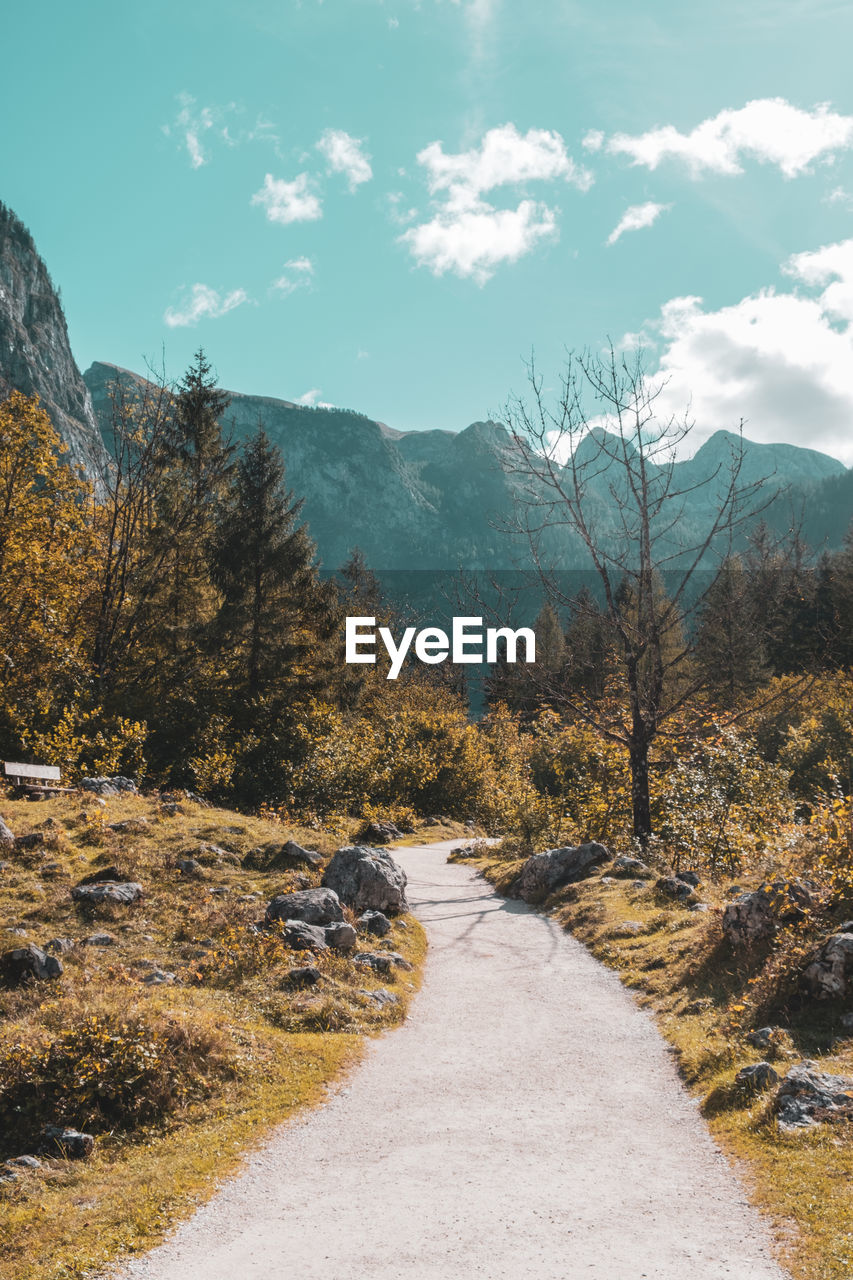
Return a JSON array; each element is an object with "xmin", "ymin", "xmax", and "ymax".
[
  {"xmin": 469, "ymin": 846, "xmax": 853, "ymax": 1280},
  {"xmin": 0, "ymin": 789, "xmax": 428, "ymax": 1280}
]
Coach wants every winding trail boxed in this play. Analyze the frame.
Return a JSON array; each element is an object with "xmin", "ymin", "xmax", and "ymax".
[{"xmin": 120, "ymin": 841, "xmax": 790, "ymax": 1280}]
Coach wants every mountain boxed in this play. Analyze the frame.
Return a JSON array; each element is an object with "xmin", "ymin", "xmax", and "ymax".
[
  {"xmin": 83, "ymin": 361, "xmax": 853, "ymax": 571},
  {"xmin": 0, "ymin": 203, "xmax": 107, "ymax": 480}
]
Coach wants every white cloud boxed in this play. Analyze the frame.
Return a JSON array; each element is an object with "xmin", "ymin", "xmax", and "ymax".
[
  {"xmin": 251, "ymin": 172, "xmax": 322, "ymax": 224},
  {"xmin": 417, "ymin": 123, "xmax": 592, "ymax": 209},
  {"xmin": 608, "ymin": 98, "xmax": 853, "ymax": 178},
  {"xmin": 164, "ymin": 284, "xmax": 249, "ymax": 328},
  {"xmin": 606, "ymin": 201, "xmax": 670, "ymax": 245},
  {"xmin": 402, "ymin": 124, "xmax": 590, "ymax": 282},
  {"xmin": 630, "ymin": 239, "xmax": 853, "ymax": 462},
  {"xmin": 316, "ymin": 129, "xmax": 373, "ymax": 191},
  {"xmin": 296, "ymin": 388, "xmax": 334, "ymax": 408},
  {"xmin": 401, "ymin": 200, "xmax": 557, "ymax": 285},
  {"xmin": 388, "ymin": 15, "xmax": 399, "ymax": 27},
  {"xmin": 164, "ymin": 94, "xmax": 279, "ymax": 168},
  {"xmin": 582, "ymin": 129, "xmax": 604, "ymax": 153},
  {"xmin": 271, "ymin": 256, "xmax": 315, "ymax": 296}
]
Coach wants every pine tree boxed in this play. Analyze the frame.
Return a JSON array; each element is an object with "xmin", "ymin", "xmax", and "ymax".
[{"xmin": 210, "ymin": 426, "xmax": 338, "ymax": 707}]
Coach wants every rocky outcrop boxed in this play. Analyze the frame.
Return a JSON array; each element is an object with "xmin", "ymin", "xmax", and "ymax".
[
  {"xmin": 802, "ymin": 928, "xmax": 853, "ymax": 999},
  {"xmin": 774, "ymin": 1061, "xmax": 853, "ymax": 1130},
  {"xmin": 514, "ymin": 843, "xmax": 611, "ymax": 902},
  {"xmin": 722, "ymin": 880, "xmax": 813, "ymax": 948},
  {"xmin": 0, "ymin": 203, "xmax": 108, "ymax": 482},
  {"xmin": 322, "ymin": 846, "xmax": 409, "ymax": 914},
  {"xmin": 71, "ymin": 880, "xmax": 143, "ymax": 906}
]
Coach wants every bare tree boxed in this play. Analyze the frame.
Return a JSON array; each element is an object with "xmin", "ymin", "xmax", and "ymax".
[{"xmin": 503, "ymin": 346, "xmax": 783, "ymax": 845}]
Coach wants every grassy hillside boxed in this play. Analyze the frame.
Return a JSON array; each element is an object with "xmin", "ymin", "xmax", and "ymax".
[{"xmin": 0, "ymin": 791, "xmax": 429, "ymax": 1280}]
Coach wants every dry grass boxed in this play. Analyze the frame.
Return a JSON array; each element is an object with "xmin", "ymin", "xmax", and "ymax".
[
  {"xmin": 0, "ymin": 789, "xmax": 427, "ymax": 1280},
  {"xmin": 474, "ymin": 849, "xmax": 853, "ymax": 1280}
]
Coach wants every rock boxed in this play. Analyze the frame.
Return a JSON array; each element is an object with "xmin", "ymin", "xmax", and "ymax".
[
  {"xmin": 142, "ymin": 969, "xmax": 176, "ymax": 985},
  {"xmin": 266, "ymin": 887, "xmax": 343, "ymax": 927},
  {"xmin": 615, "ymin": 921, "xmax": 643, "ymax": 935},
  {"xmin": 82, "ymin": 932, "xmax": 116, "ymax": 947},
  {"xmin": 631, "ymin": 879, "xmax": 649, "ymax": 890},
  {"xmin": 44, "ymin": 937, "xmax": 75, "ymax": 954},
  {"xmin": 747, "ymin": 1027, "xmax": 781, "ymax": 1051},
  {"xmin": 192, "ymin": 843, "xmax": 241, "ymax": 867},
  {"xmin": 6, "ymin": 1155, "xmax": 41, "ymax": 1169},
  {"xmin": 81, "ymin": 776, "xmax": 137, "ymax": 796},
  {"xmin": 655, "ymin": 876, "xmax": 696, "ymax": 902},
  {"xmin": 325, "ymin": 922, "xmax": 357, "ymax": 953},
  {"xmin": 514, "ymin": 843, "xmax": 612, "ymax": 902},
  {"xmin": 278, "ymin": 840, "xmax": 323, "ymax": 868},
  {"xmin": 361, "ymin": 821, "xmax": 403, "ymax": 844},
  {"xmin": 0, "ymin": 817, "xmax": 15, "ymax": 848},
  {"xmin": 0, "ymin": 1169, "xmax": 19, "ymax": 1183},
  {"xmin": 358, "ymin": 910, "xmax": 392, "ymax": 938},
  {"xmin": 280, "ymin": 921, "xmax": 329, "ymax": 952},
  {"xmin": 675, "ymin": 870, "xmax": 701, "ymax": 887},
  {"xmin": 0, "ymin": 943, "xmax": 63, "ymax": 984},
  {"xmin": 176, "ymin": 857, "xmax": 205, "ymax": 878},
  {"xmin": 803, "ymin": 931, "xmax": 853, "ymax": 1000},
  {"xmin": 723, "ymin": 880, "xmax": 814, "ymax": 948},
  {"xmin": 362, "ymin": 987, "xmax": 399, "ymax": 1007},
  {"xmin": 841, "ymin": 1012, "xmax": 853, "ymax": 1033},
  {"xmin": 209, "ymin": 886, "xmax": 229, "ymax": 896},
  {"xmin": 774, "ymin": 1061, "xmax": 853, "ymax": 1130},
  {"xmin": 160, "ymin": 801, "xmax": 184, "ymax": 816},
  {"xmin": 108, "ymin": 818, "xmax": 149, "ymax": 834},
  {"xmin": 600, "ymin": 876, "xmax": 615, "ymax": 885},
  {"xmin": 690, "ymin": 903, "xmax": 711, "ymax": 913},
  {"xmin": 285, "ymin": 965, "xmax": 322, "ymax": 987},
  {"xmin": 71, "ymin": 880, "xmax": 143, "ymax": 905},
  {"xmin": 735, "ymin": 1062, "xmax": 779, "ymax": 1093},
  {"xmin": 40, "ymin": 1127, "xmax": 95, "ymax": 1159},
  {"xmin": 612, "ymin": 855, "xmax": 653, "ymax": 878},
  {"xmin": 323, "ymin": 846, "xmax": 409, "ymax": 914},
  {"xmin": 353, "ymin": 950, "xmax": 412, "ymax": 976}
]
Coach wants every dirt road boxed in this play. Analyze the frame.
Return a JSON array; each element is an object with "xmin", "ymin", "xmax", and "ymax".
[{"xmin": 119, "ymin": 840, "xmax": 789, "ymax": 1280}]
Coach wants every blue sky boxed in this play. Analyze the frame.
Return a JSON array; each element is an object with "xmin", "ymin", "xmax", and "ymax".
[{"xmin": 6, "ymin": 1, "xmax": 853, "ymax": 459}]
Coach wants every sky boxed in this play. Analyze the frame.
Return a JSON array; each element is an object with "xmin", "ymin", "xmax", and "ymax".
[{"xmin": 5, "ymin": 0, "xmax": 853, "ymax": 460}]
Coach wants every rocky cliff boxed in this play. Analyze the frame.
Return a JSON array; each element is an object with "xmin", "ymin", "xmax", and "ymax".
[{"xmin": 0, "ymin": 202, "xmax": 107, "ymax": 481}]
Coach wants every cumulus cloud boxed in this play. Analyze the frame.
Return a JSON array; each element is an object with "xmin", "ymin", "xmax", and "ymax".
[
  {"xmin": 316, "ymin": 129, "xmax": 373, "ymax": 191},
  {"xmin": 402, "ymin": 124, "xmax": 590, "ymax": 282},
  {"xmin": 417, "ymin": 123, "xmax": 592, "ymax": 209},
  {"xmin": 582, "ymin": 129, "xmax": 604, "ymax": 153},
  {"xmin": 608, "ymin": 98, "xmax": 853, "ymax": 178},
  {"xmin": 164, "ymin": 284, "xmax": 249, "ymax": 328},
  {"xmin": 251, "ymin": 173, "xmax": 322, "ymax": 224},
  {"xmin": 631, "ymin": 239, "xmax": 853, "ymax": 462},
  {"xmin": 606, "ymin": 201, "xmax": 670, "ymax": 245},
  {"xmin": 271, "ymin": 256, "xmax": 315, "ymax": 296},
  {"xmin": 402, "ymin": 200, "xmax": 557, "ymax": 285}
]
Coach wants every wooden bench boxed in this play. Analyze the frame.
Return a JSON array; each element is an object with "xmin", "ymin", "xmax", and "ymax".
[{"xmin": 3, "ymin": 762, "xmax": 76, "ymax": 796}]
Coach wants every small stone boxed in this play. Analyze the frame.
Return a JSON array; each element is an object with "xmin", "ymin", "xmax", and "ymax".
[
  {"xmin": 690, "ymin": 903, "xmax": 711, "ymax": 913},
  {"xmin": 325, "ymin": 922, "xmax": 357, "ymax": 953},
  {"xmin": 615, "ymin": 921, "xmax": 643, "ymax": 935},
  {"xmin": 631, "ymin": 879, "xmax": 649, "ymax": 890},
  {"xmin": 735, "ymin": 1062, "xmax": 779, "ymax": 1093},
  {"xmin": 82, "ymin": 932, "xmax": 116, "ymax": 947},
  {"xmin": 362, "ymin": 987, "xmax": 400, "ymax": 1008},
  {"xmin": 44, "ymin": 937, "xmax": 75, "ymax": 954},
  {"xmin": 285, "ymin": 965, "xmax": 322, "ymax": 987},
  {"xmin": 209, "ymin": 886, "xmax": 229, "ymax": 896},
  {"xmin": 675, "ymin": 870, "xmax": 701, "ymax": 887},
  {"xmin": 266, "ymin": 888, "xmax": 343, "ymax": 927},
  {"xmin": 612, "ymin": 855, "xmax": 654, "ymax": 879},
  {"xmin": 176, "ymin": 858, "xmax": 205, "ymax": 878},
  {"xmin": 358, "ymin": 910, "xmax": 392, "ymax": 938},
  {"xmin": 0, "ymin": 943, "xmax": 63, "ymax": 984},
  {"xmin": 0, "ymin": 817, "xmax": 15, "ymax": 848},
  {"xmin": 353, "ymin": 950, "xmax": 412, "ymax": 976},
  {"xmin": 108, "ymin": 818, "xmax": 149, "ymax": 834},
  {"xmin": 71, "ymin": 881, "xmax": 143, "ymax": 906},
  {"xmin": 40, "ymin": 1127, "xmax": 95, "ymax": 1159},
  {"xmin": 746, "ymin": 1026, "xmax": 778, "ymax": 1050},
  {"xmin": 281, "ymin": 920, "xmax": 329, "ymax": 951},
  {"xmin": 142, "ymin": 969, "xmax": 176, "ymax": 985},
  {"xmin": 5, "ymin": 1155, "xmax": 41, "ymax": 1169},
  {"xmin": 655, "ymin": 876, "xmax": 696, "ymax": 903}
]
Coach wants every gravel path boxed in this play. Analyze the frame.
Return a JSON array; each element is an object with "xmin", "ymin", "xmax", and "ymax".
[{"xmin": 119, "ymin": 841, "xmax": 790, "ymax": 1280}]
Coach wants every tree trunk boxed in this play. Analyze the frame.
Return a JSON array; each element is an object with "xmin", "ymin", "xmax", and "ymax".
[{"xmin": 629, "ymin": 740, "xmax": 652, "ymax": 846}]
